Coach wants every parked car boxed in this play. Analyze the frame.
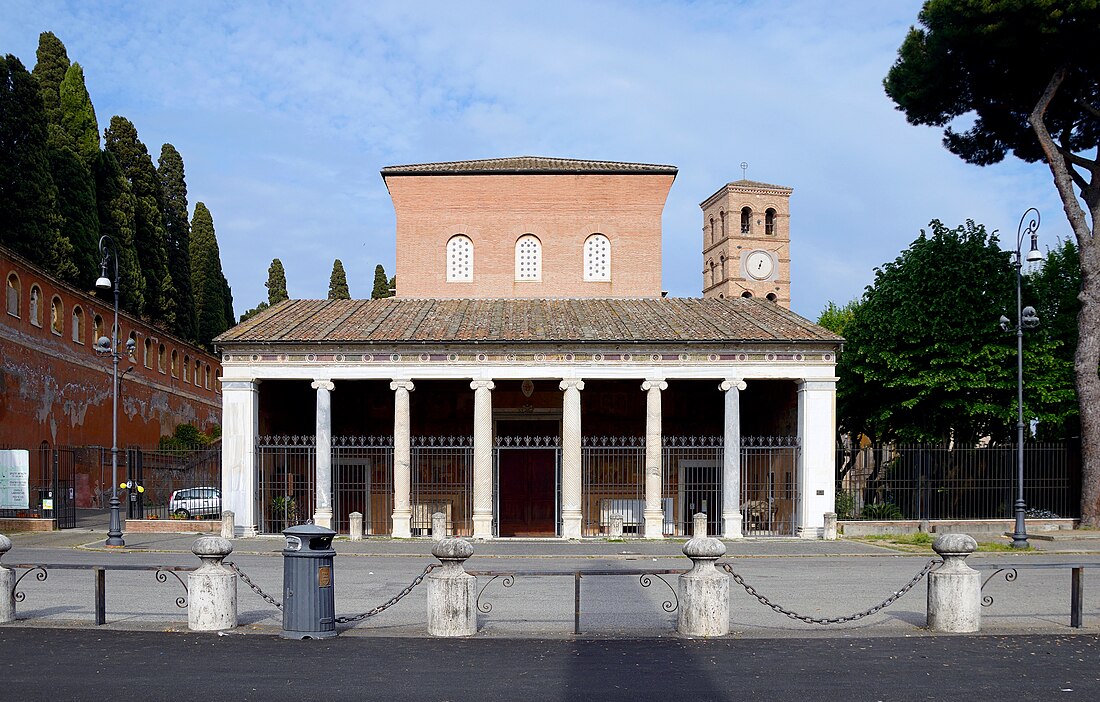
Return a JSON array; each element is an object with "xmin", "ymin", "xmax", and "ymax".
[{"xmin": 169, "ymin": 487, "xmax": 221, "ymax": 519}]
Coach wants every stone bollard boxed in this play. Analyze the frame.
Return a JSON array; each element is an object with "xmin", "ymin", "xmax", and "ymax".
[
  {"xmin": 431, "ymin": 512, "xmax": 447, "ymax": 542},
  {"xmin": 349, "ymin": 512, "xmax": 364, "ymax": 541},
  {"xmin": 427, "ymin": 537, "xmax": 476, "ymax": 636},
  {"xmin": 823, "ymin": 512, "xmax": 838, "ymax": 541},
  {"xmin": 677, "ymin": 514, "xmax": 729, "ymax": 637},
  {"xmin": 221, "ymin": 510, "xmax": 235, "ymax": 540},
  {"xmin": 0, "ymin": 534, "xmax": 13, "ymax": 624},
  {"xmin": 927, "ymin": 533, "xmax": 981, "ymax": 633},
  {"xmin": 188, "ymin": 536, "xmax": 237, "ymax": 632},
  {"xmin": 609, "ymin": 513, "xmax": 624, "ymax": 539}
]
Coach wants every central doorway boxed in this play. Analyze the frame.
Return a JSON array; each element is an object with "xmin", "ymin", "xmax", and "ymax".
[{"xmin": 495, "ymin": 419, "xmax": 559, "ymax": 537}]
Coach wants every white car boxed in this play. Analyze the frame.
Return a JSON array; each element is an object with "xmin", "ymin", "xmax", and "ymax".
[{"xmin": 169, "ymin": 487, "xmax": 221, "ymax": 519}]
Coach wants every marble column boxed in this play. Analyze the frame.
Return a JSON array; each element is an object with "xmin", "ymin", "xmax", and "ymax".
[
  {"xmin": 559, "ymin": 378, "xmax": 585, "ymax": 539},
  {"xmin": 390, "ymin": 379, "xmax": 415, "ymax": 538},
  {"xmin": 311, "ymin": 380, "xmax": 335, "ymax": 529},
  {"xmin": 641, "ymin": 379, "xmax": 668, "ymax": 539},
  {"xmin": 796, "ymin": 378, "xmax": 838, "ymax": 539},
  {"xmin": 221, "ymin": 379, "xmax": 260, "ymax": 536},
  {"xmin": 471, "ymin": 380, "xmax": 495, "ymax": 539},
  {"xmin": 720, "ymin": 378, "xmax": 747, "ymax": 539}
]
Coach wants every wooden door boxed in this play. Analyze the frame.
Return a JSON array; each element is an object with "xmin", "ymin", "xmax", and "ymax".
[{"xmin": 498, "ymin": 449, "xmax": 556, "ymax": 536}]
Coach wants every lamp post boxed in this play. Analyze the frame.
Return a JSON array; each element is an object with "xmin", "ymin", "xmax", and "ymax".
[
  {"xmin": 1001, "ymin": 208, "xmax": 1043, "ymax": 549},
  {"xmin": 95, "ymin": 236, "xmax": 127, "ymax": 548}
]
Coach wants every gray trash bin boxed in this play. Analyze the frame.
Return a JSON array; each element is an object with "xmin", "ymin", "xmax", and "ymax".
[{"xmin": 280, "ymin": 524, "xmax": 337, "ymax": 639}]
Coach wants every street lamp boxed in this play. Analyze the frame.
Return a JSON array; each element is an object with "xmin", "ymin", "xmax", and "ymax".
[
  {"xmin": 95, "ymin": 235, "xmax": 131, "ymax": 548},
  {"xmin": 1000, "ymin": 208, "xmax": 1043, "ymax": 549}
]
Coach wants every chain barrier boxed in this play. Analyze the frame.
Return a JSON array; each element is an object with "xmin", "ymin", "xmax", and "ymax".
[
  {"xmin": 719, "ymin": 559, "xmax": 939, "ymax": 625},
  {"xmin": 226, "ymin": 561, "xmax": 283, "ymax": 611}
]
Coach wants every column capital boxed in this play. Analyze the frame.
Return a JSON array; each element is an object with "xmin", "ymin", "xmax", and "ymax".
[
  {"xmin": 221, "ymin": 379, "xmax": 259, "ymax": 392},
  {"xmin": 559, "ymin": 378, "xmax": 585, "ymax": 392},
  {"xmin": 641, "ymin": 379, "xmax": 668, "ymax": 392},
  {"xmin": 797, "ymin": 378, "xmax": 838, "ymax": 392},
  {"xmin": 470, "ymin": 379, "xmax": 495, "ymax": 391},
  {"xmin": 311, "ymin": 379, "xmax": 335, "ymax": 392},
  {"xmin": 390, "ymin": 379, "xmax": 415, "ymax": 392},
  {"xmin": 719, "ymin": 378, "xmax": 747, "ymax": 392}
]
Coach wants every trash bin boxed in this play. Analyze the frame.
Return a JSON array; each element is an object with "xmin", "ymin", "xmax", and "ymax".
[{"xmin": 280, "ymin": 524, "xmax": 337, "ymax": 639}]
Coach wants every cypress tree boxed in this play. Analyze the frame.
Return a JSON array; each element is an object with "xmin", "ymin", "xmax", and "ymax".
[
  {"xmin": 329, "ymin": 259, "xmax": 350, "ymax": 299},
  {"xmin": 266, "ymin": 259, "xmax": 288, "ymax": 304},
  {"xmin": 48, "ymin": 141, "xmax": 99, "ymax": 287},
  {"xmin": 32, "ymin": 32, "xmax": 69, "ymax": 128},
  {"xmin": 157, "ymin": 143, "xmax": 196, "ymax": 341},
  {"xmin": 94, "ymin": 150, "xmax": 144, "ymax": 313},
  {"xmin": 105, "ymin": 116, "xmax": 175, "ymax": 327},
  {"xmin": 371, "ymin": 264, "xmax": 390, "ymax": 299},
  {"xmin": 222, "ymin": 272, "xmax": 235, "ymax": 331},
  {"xmin": 190, "ymin": 202, "xmax": 229, "ymax": 347},
  {"xmin": 59, "ymin": 63, "xmax": 99, "ymax": 166},
  {"xmin": 238, "ymin": 301, "xmax": 269, "ymax": 323}
]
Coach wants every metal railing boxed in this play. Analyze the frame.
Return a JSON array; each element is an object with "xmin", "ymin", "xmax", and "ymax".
[
  {"xmin": 581, "ymin": 437, "xmax": 646, "ymax": 537},
  {"xmin": 257, "ymin": 435, "xmax": 316, "ymax": 533},
  {"xmin": 333, "ymin": 436, "xmax": 393, "ymax": 536},
  {"xmin": 411, "ymin": 436, "xmax": 473, "ymax": 536}
]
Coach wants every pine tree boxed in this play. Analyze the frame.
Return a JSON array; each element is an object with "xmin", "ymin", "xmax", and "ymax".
[
  {"xmin": 329, "ymin": 259, "xmax": 350, "ymax": 299},
  {"xmin": 94, "ymin": 150, "xmax": 144, "ymax": 314},
  {"xmin": 59, "ymin": 63, "xmax": 99, "ymax": 166},
  {"xmin": 32, "ymin": 32, "xmax": 69, "ymax": 128},
  {"xmin": 0, "ymin": 55, "xmax": 68, "ymax": 277},
  {"xmin": 190, "ymin": 202, "xmax": 229, "ymax": 347},
  {"xmin": 158, "ymin": 144, "xmax": 196, "ymax": 341},
  {"xmin": 371, "ymin": 264, "xmax": 389, "ymax": 299},
  {"xmin": 266, "ymin": 259, "xmax": 288, "ymax": 304},
  {"xmin": 105, "ymin": 116, "xmax": 175, "ymax": 327}
]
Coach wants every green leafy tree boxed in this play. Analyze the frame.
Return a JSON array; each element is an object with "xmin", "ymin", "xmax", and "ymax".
[
  {"xmin": 32, "ymin": 31, "xmax": 69, "ymax": 128},
  {"xmin": 1030, "ymin": 239, "xmax": 1084, "ymax": 440},
  {"xmin": 371, "ymin": 264, "xmax": 391, "ymax": 299},
  {"xmin": 93, "ymin": 150, "xmax": 143, "ymax": 313},
  {"xmin": 238, "ymin": 300, "xmax": 269, "ymax": 323},
  {"xmin": 59, "ymin": 63, "xmax": 99, "ymax": 166},
  {"xmin": 328, "ymin": 259, "xmax": 350, "ymax": 299},
  {"xmin": 158, "ymin": 144, "xmax": 196, "ymax": 341},
  {"xmin": 885, "ymin": 0, "xmax": 1100, "ymax": 523},
  {"xmin": 816, "ymin": 300, "xmax": 858, "ymax": 337},
  {"xmin": 190, "ymin": 202, "xmax": 229, "ymax": 347},
  {"xmin": 105, "ymin": 115, "xmax": 175, "ymax": 327},
  {"xmin": 266, "ymin": 258, "xmax": 288, "ymax": 304}
]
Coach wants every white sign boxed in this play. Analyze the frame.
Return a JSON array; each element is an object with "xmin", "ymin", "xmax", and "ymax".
[{"xmin": 0, "ymin": 450, "xmax": 30, "ymax": 510}]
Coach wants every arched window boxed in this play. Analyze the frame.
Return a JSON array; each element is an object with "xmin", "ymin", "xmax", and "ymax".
[
  {"xmin": 719, "ymin": 211, "xmax": 727, "ymax": 241},
  {"xmin": 709, "ymin": 259, "xmax": 717, "ymax": 287},
  {"xmin": 50, "ymin": 296, "xmax": 63, "ymax": 335},
  {"xmin": 740, "ymin": 207, "xmax": 752, "ymax": 234},
  {"xmin": 171, "ymin": 349, "xmax": 179, "ymax": 378},
  {"xmin": 719, "ymin": 254, "xmax": 727, "ymax": 280},
  {"xmin": 583, "ymin": 234, "xmax": 611, "ymax": 281},
  {"xmin": 446, "ymin": 235, "xmax": 473, "ymax": 282},
  {"xmin": 515, "ymin": 234, "xmax": 541, "ymax": 281},
  {"xmin": 765, "ymin": 208, "xmax": 776, "ymax": 236},
  {"xmin": 766, "ymin": 292, "xmax": 778, "ymax": 302},
  {"xmin": 204, "ymin": 364, "xmax": 211, "ymax": 389},
  {"xmin": 127, "ymin": 332, "xmax": 137, "ymax": 361},
  {"xmin": 29, "ymin": 286, "xmax": 41, "ymax": 326},
  {"xmin": 709, "ymin": 217, "xmax": 715, "ymax": 245},
  {"xmin": 93, "ymin": 314, "xmax": 103, "ymax": 344},
  {"xmin": 183, "ymin": 355, "xmax": 190, "ymax": 383},
  {"xmin": 6, "ymin": 273, "xmax": 19, "ymax": 317},
  {"xmin": 143, "ymin": 338, "xmax": 152, "ymax": 368},
  {"xmin": 71, "ymin": 306, "xmax": 85, "ymax": 344},
  {"xmin": 195, "ymin": 360, "xmax": 201, "ymax": 386},
  {"xmin": 158, "ymin": 343, "xmax": 166, "ymax": 373},
  {"xmin": 741, "ymin": 290, "xmax": 753, "ymax": 298}
]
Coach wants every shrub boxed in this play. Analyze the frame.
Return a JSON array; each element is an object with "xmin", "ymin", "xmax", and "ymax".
[{"xmin": 861, "ymin": 502, "xmax": 903, "ymax": 520}]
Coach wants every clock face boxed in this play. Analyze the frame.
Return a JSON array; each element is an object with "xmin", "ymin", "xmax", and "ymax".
[{"xmin": 745, "ymin": 251, "xmax": 774, "ymax": 280}]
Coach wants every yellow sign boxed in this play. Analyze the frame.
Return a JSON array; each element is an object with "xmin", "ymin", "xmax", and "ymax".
[{"xmin": 318, "ymin": 566, "xmax": 332, "ymax": 588}]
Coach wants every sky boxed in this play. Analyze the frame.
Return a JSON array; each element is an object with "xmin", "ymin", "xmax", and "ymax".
[{"xmin": 1, "ymin": 0, "xmax": 1073, "ymax": 321}]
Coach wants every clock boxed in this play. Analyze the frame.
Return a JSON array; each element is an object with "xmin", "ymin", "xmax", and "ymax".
[{"xmin": 744, "ymin": 251, "xmax": 774, "ymax": 280}]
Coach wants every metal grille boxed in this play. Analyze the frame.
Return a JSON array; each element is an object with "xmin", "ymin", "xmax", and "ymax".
[
  {"xmin": 333, "ymin": 436, "xmax": 393, "ymax": 536},
  {"xmin": 256, "ymin": 435, "xmax": 316, "ymax": 534},
  {"xmin": 411, "ymin": 436, "xmax": 473, "ymax": 537},
  {"xmin": 836, "ymin": 442, "xmax": 1078, "ymax": 520},
  {"xmin": 663, "ymin": 436, "xmax": 723, "ymax": 537},
  {"xmin": 741, "ymin": 436, "xmax": 799, "ymax": 536},
  {"xmin": 581, "ymin": 436, "xmax": 646, "ymax": 537},
  {"xmin": 127, "ymin": 445, "xmax": 222, "ymax": 521}
]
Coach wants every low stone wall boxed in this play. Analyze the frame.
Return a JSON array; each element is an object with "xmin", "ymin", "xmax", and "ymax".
[
  {"xmin": 125, "ymin": 519, "xmax": 221, "ymax": 534},
  {"xmin": 0, "ymin": 518, "xmax": 54, "ymax": 532},
  {"xmin": 839, "ymin": 518, "xmax": 1077, "ymax": 537}
]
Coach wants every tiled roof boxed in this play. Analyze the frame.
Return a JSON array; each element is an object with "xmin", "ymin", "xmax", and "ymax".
[
  {"xmin": 216, "ymin": 298, "xmax": 841, "ymax": 346},
  {"xmin": 381, "ymin": 156, "xmax": 678, "ymax": 176},
  {"xmin": 727, "ymin": 179, "xmax": 792, "ymax": 191}
]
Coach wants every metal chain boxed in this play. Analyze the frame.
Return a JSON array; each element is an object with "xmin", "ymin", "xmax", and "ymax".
[
  {"xmin": 335, "ymin": 563, "xmax": 439, "ymax": 623},
  {"xmin": 226, "ymin": 561, "xmax": 283, "ymax": 611},
  {"xmin": 719, "ymin": 559, "xmax": 938, "ymax": 625}
]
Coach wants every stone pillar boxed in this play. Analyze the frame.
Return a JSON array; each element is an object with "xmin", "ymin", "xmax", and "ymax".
[
  {"xmin": 220, "ymin": 510, "xmax": 235, "ymax": 540},
  {"xmin": 796, "ymin": 378, "xmax": 838, "ymax": 538},
  {"xmin": 221, "ymin": 379, "xmax": 260, "ymax": 536},
  {"xmin": 642, "ymin": 379, "xmax": 668, "ymax": 539},
  {"xmin": 427, "ymin": 537, "xmax": 477, "ymax": 636},
  {"xmin": 609, "ymin": 514, "xmax": 624, "ymax": 540},
  {"xmin": 349, "ymin": 512, "xmax": 364, "ymax": 541},
  {"xmin": 432, "ymin": 511, "xmax": 447, "ymax": 541},
  {"xmin": 311, "ymin": 380, "xmax": 335, "ymax": 529},
  {"xmin": 677, "ymin": 514, "xmax": 729, "ymax": 637},
  {"xmin": 823, "ymin": 512, "xmax": 838, "ymax": 541},
  {"xmin": 390, "ymin": 380, "xmax": 415, "ymax": 538},
  {"xmin": 927, "ymin": 533, "xmax": 981, "ymax": 633},
  {"xmin": 471, "ymin": 380, "xmax": 495, "ymax": 539},
  {"xmin": 559, "ymin": 378, "xmax": 585, "ymax": 539},
  {"xmin": 719, "ymin": 379, "xmax": 746, "ymax": 539},
  {"xmin": 0, "ymin": 534, "xmax": 13, "ymax": 624},
  {"xmin": 188, "ymin": 536, "xmax": 237, "ymax": 632}
]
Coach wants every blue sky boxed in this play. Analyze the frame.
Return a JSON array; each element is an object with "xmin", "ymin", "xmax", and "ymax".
[{"xmin": 2, "ymin": 0, "xmax": 1070, "ymax": 320}]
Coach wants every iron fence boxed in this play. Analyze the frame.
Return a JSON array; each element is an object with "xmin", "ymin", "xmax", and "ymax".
[
  {"xmin": 663, "ymin": 436, "xmax": 723, "ymax": 537},
  {"xmin": 256, "ymin": 435, "xmax": 316, "ymax": 533},
  {"xmin": 836, "ymin": 442, "xmax": 1079, "ymax": 521},
  {"xmin": 581, "ymin": 436, "xmax": 647, "ymax": 537},
  {"xmin": 332, "ymin": 436, "xmax": 393, "ymax": 536},
  {"xmin": 741, "ymin": 436, "xmax": 799, "ymax": 536},
  {"xmin": 411, "ymin": 436, "xmax": 473, "ymax": 536},
  {"xmin": 128, "ymin": 444, "xmax": 221, "ymax": 520}
]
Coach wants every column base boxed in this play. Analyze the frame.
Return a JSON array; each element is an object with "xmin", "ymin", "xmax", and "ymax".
[
  {"xmin": 391, "ymin": 509, "xmax": 412, "ymax": 538},
  {"xmin": 797, "ymin": 526, "xmax": 824, "ymax": 540},
  {"xmin": 561, "ymin": 511, "xmax": 582, "ymax": 539},
  {"xmin": 473, "ymin": 513, "xmax": 494, "ymax": 540},
  {"xmin": 722, "ymin": 513, "xmax": 743, "ymax": 539},
  {"xmin": 235, "ymin": 524, "xmax": 258, "ymax": 538},
  {"xmin": 312, "ymin": 509, "xmax": 333, "ymax": 530},
  {"xmin": 643, "ymin": 510, "xmax": 665, "ymax": 539}
]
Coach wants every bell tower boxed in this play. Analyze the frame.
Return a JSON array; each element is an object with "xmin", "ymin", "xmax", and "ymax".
[{"xmin": 700, "ymin": 179, "xmax": 792, "ymax": 307}]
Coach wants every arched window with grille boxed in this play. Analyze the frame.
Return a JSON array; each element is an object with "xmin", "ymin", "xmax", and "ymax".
[
  {"xmin": 50, "ymin": 296, "xmax": 63, "ymax": 335},
  {"xmin": 740, "ymin": 207, "xmax": 752, "ymax": 234},
  {"xmin": 583, "ymin": 234, "xmax": 611, "ymax": 281},
  {"xmin": 446, "ymin": 235, "xmax": 473, "ymax": 282},
  {"xmin": 6, "ymin": 273, "xmax": 19, "ymax": 317},
  {"xmin": 71, "ymin": 305, "xmax": 85, "ymax": 344},
  {"xmin": 765, "ymin": 208, "xmax": 777, "ymax": 236},
  {"xmin": 515, "ymin": 234, "xmax": 541, "ymax": 281}
]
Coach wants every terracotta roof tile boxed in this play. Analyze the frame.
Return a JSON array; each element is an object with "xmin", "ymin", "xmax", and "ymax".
[{"xmin": 381, "ymin": 156, "xmax": 678, "ymax": 176}]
